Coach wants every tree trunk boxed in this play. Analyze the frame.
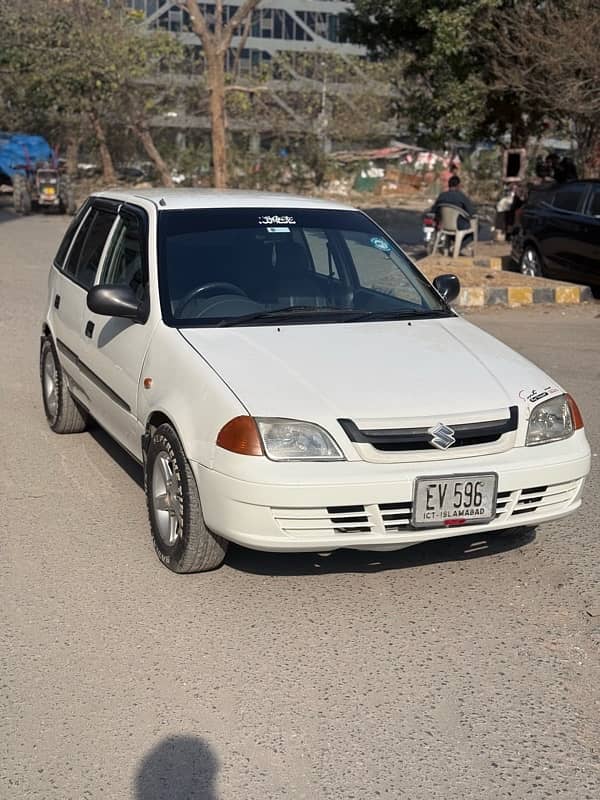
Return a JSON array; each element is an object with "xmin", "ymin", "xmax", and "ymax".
[
  {"xmin": 90, "ymin": 110, "xmax": 116, "ymax": 184},
  {"xmin": 132, "ymin": 122, "xmax": 174, "ymax": 187},
  {"xmin": 206, "ymin": 54, "xmax": 228, "ymax": 188},
  {"xmin": 66, "ymin": 134, "xmax": 79, "ymax": 177}
]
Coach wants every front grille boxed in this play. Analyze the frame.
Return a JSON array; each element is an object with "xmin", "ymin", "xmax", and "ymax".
[
  {"xmin": 272, "ymin": 480, "xmax": 581, "ymax": 539},
  {"xmin": 339, "ymin": 407, "xmax": 518, "ymax": 452}
]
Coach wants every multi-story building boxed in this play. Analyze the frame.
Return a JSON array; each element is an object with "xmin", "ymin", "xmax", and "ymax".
[{"xmin": 130, "ymin": 1, "xmax": 365, "ymax": 71}]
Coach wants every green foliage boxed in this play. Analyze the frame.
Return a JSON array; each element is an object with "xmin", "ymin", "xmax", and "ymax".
[
  {"xmin": 343, "ymin": 0, "xmax": 533, "ymax": 145},
  {"xmin": 0, "ymin": 0, "xmax": 183, "ymax": 145}
]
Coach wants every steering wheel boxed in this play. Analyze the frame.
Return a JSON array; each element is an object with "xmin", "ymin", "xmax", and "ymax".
[{"xmin": 177, "ymin": 282, "xmax": 248, "ymax": 316}]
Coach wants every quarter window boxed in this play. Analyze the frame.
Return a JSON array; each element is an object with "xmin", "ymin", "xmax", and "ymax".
[
  {"xmin": 65, "ymin": 208, "xmax": 116, "ymax": 289},
  {"xmin": 54, "ymin": 203, "xmax": 88, "ymax": 268}
]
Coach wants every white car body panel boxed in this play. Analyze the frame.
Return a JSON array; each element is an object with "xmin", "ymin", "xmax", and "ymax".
[
  {"xmin": 43, "ymin": 189, "xmax": 591, "ymax": 557},
  {"xmin": 179, "ymin": 316, "xmax": 556, "ymax": 442}
]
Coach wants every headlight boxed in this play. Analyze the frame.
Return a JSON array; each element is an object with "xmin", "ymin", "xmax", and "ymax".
[
  {"xmin": 256, "ymin": 418, "xmax": 345, "ymax": 461},
  {"xmin": 526, "ymin": 393, "xmax": 582, "ymax": 445}
]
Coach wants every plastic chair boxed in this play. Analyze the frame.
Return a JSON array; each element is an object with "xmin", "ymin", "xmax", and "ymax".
[{"xmin": 432, "ymin": 204, "xmax": 478, "ymax": 258}]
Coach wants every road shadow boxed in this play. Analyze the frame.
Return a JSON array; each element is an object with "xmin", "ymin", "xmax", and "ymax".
[
  {"xmin": 84, "ymin": 422, "xmax": 537, "ymax": 579},
  {"xmin": 226, "ymin": 526, "xmax": 537, "ymax": 577},
  {"xmin": 135, "ymin": 735, "xmax": 219, "ymax": 800}
]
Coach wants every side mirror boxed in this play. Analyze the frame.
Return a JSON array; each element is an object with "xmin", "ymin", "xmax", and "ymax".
[
  {"xmin": 87, "ymin": 285, "xmax": 143, "ymax": 321},
  {"xmin": 433, "ymin": 273, "xmax": 460, "ymax": 304}
]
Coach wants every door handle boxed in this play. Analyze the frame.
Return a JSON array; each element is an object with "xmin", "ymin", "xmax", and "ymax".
[
  {"xmin": 54, "ymin": 294, "xmax": 61, "ymax": 309},
  {"xmin": 85, "ymin": 320, "xmax": 95, "ymax": 338}
]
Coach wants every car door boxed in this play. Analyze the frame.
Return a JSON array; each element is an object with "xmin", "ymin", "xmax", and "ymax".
[
  {"xmin": 51, "ymin": 202, "xmax": 116, "ymax": 400},
  {"xmin": 579, "ymin": 184, "xmax": 600, "ymax": 289},
  {"xmin": 77, "ymin": 204, "xmax": 154, "ymax": 460},
  {"xmin": 542, "ymin": 183, "xmax": 589, "ymax": 281}
]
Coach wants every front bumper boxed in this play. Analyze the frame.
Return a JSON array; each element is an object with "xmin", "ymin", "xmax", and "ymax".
[{"xmin": 193, "ymin": 432, "xmax": 591, "ymax": 552}]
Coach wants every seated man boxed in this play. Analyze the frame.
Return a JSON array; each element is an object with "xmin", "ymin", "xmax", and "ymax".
[
  {"xmin": 432, "ymin": 175, "xmax": 476, "ymax": 255},
  {"xmin": 433, "ymin": 175, "xmax": 476, "ymax": 228}
]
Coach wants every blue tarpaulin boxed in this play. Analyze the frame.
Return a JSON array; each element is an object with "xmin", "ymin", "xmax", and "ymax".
[{"xmin": 0, "ymin": 133, "xmax": 53, "ymax": 180}]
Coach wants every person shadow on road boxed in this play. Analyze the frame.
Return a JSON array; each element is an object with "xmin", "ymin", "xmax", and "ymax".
[{"xmin": 135, "ymin": 735, "xmax": 218, "ymax": 800}]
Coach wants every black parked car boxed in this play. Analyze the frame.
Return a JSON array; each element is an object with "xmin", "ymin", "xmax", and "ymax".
[{"xmin": 511, "ymin": 180, "xmax": 600, "ymax": 293}]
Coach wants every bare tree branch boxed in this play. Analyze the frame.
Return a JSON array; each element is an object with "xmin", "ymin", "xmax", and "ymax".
[{"xmin": 221, "ymin": 0, "xmax": 261, "ymax": 53}]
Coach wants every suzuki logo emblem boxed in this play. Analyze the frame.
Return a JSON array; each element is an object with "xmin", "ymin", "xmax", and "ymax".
[{"xmin": 428, "ymin": 423, "xmax": 456, "ymax": 450}]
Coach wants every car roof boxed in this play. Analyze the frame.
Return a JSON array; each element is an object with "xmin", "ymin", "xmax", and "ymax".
[{"xmin": 92, "ymin": 188, "xmax": 357, "ymax": 212}]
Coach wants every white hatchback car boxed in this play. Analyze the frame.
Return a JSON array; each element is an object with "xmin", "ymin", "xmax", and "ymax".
[{"xmin": 41, "ymin": 189, "xmax": 591, "ymax": 572}]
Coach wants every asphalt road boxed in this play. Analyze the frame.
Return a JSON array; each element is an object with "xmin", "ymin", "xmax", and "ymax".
[{"xmin": 2, "ymin": 209, "xmax": 599, "ymax": 800}]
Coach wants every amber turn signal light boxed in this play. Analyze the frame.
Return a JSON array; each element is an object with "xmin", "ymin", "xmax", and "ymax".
[
  {"xmin": 566, "ymin": 394, "xmax": 584, "ymax": 430},
  {"xmin": 216, "ymin": 416, "xmax": 263, "ymax": 456}
]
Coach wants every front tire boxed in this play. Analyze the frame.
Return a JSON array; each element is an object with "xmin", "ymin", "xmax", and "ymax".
[
  {"xmin": 40, "ymin": 337, "xmax": 88, "ymax": 433},
  {"xmin": 520, "ymin": 245, "xmax": 543, "ymax": 277},
  {"xmin": 145, "ymin": 423, "xmax": 228, "ymax": 573}
]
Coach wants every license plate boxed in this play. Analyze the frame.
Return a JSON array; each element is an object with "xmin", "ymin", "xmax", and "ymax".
[{"xmin": 412, "ymin": 474, "xmax": 497, "ymax": 528}]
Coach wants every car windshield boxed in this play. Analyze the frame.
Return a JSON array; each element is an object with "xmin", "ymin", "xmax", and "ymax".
[{"xmin": 157, "ymin": 208, "xmax": 449, "ymax": 327}]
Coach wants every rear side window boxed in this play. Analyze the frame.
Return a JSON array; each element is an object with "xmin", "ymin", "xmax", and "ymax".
[
  {"xmin": 54, "ymin": 204, "xmax": 88, "ymax": 268},
  {"xmin": 553, "ymin": 185, "xmax": 585, "ymax": 213},
  {"xmin": 64, "ymin": 208, "xmax": 116, "ymax": 289}
]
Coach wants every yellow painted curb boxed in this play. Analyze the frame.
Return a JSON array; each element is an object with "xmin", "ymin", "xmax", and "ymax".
[
  {"xmin": 459, "ymin": 287, "xmax": 485, "ymax": 306},
  {"xmin": 507, "ymin": 287, "xmax": 533, "ymax": 306},
  {"xmin": 555, "ymin": 286, "xmax": 580, "ymax": 304}
]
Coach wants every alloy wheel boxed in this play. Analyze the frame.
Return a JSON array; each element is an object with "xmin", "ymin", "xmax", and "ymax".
[
  {"xmin": 43, "ymin": 350, "xmax": 59, "ymax": 422},
  {"xmin": 151, "ymin": 450, "xmax": 184, "ymax": 547},
  {"xmin": 521, "ymin": 247, "xmax": 542, "ymax": 277}
]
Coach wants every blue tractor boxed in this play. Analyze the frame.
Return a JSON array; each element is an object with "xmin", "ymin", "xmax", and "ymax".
[{"xmin": 0, "ymin": 133, "xmax": 77, "ymax": 215}]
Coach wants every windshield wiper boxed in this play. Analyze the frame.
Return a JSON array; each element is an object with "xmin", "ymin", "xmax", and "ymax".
[
  {"xmin": 340, "ymin": 308, "xmax": 452, "ymax": 322},
  {"xmin": 217, "ymin": 306, "xmax": 366, "ymax": 327}
]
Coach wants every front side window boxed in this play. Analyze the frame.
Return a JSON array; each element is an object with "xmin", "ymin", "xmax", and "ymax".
[
  {"xmin": 157, "ymin": 208, "xmax": 449, "ymax": 327},
  {"xmin": 553, "ymin": 185, "xmax": 585, "ymax": 213},
  {"xmin": 101, "ymin": 214, "xmax": 146, "ymax": 301}
]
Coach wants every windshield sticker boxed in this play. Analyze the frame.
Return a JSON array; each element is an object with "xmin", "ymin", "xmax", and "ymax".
[
  {"xmin": 266, "ymin": 226, "xmax": 291, "ymax": 233},
  {"xmin": 519, "ymin": 385, "xmax": 560, "ymax": 404},
  {"xmin": 259, "ymin": 215, "xmax": 296, "ymax": 226},
  {"xmin": 370, "ymin": 236, "xmax": 392, "ymax": 253}
]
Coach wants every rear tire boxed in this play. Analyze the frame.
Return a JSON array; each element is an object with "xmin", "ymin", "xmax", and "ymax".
[
  {"xmin": 146, "ymin": 423, "xmax": 228, "ymax": 573},
  {"xmin": 40, "ymin": 337, "xmax": 88, "ymax": 433},
  {"xmin": 520, "ymin": 245, "xmax": 543, "ymax": 277}
]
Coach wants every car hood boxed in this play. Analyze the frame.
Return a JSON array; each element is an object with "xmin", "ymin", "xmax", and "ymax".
[{"xmin": 180, "ymin": 316, "xmax": 559, "ymax": 423}]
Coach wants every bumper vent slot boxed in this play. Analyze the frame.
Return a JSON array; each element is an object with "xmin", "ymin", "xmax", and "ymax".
[{"xmin": 272, "ymin": 480, "xmax": 581, "ymax": 539}]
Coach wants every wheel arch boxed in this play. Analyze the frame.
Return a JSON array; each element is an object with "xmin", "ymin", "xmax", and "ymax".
[
  {"xmin": 142, "ymin": 410, "xmax": 186, "ymax": 460},
  {"xmin": 522, "ymin": 237, "xmax": 541, "ymax": 255}
]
